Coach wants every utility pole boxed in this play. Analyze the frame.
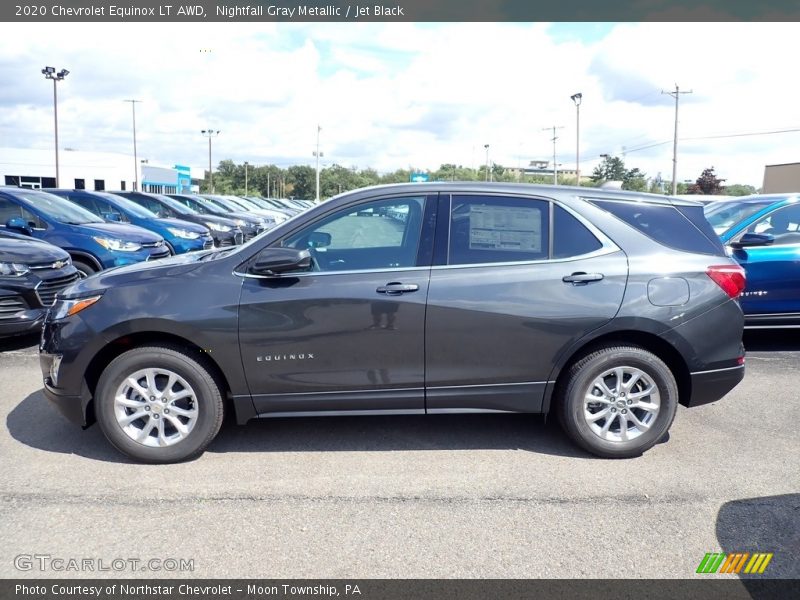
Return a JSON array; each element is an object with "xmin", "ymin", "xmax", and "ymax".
[
  {"xmin": 662, "ymin": 84, "xmax": 692, "ymax": 195},
  {"xmin": 543, "ymin": 126, "xmax": 565, "ymax": 185},
  {"xmin": 244, "ymin": 161, "xmax": 249, "ymax": 195},
  {"xmin": 124, "ymin": 100, "xmax": 141, "ymax": 190},
  {"xmin": 484, "ymin": 144, "xmax": 490, "ymax": 181},
  {"xmin": 313, "ymin": 125, "xmax": 323, "ymax": 202}
]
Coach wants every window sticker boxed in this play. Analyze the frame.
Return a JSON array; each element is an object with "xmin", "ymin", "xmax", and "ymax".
[{"xmin": 468, "ymin": 205, "xmax": 542, "ymax": 252}]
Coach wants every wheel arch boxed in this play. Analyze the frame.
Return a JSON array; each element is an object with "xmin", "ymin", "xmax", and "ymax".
[
  {"xmin": 543, "ymin": 329, "xmax": 691, "ymax": 414},
  {"xmin": 83, "ymin": 331, "xmax": 234, "ymax": 423},
  {"xmin": 67, "ymin": 250, "xmax": 103, "ymax": 271}
]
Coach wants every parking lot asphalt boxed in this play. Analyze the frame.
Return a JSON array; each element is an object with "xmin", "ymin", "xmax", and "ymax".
[{"xmin": 0, "ymin": 331, "xmax": 797, "ymax": 580}]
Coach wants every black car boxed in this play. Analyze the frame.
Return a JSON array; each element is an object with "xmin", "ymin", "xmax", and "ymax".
[
  {"xmin": 40, "ymin": 183, "xmax": 745, "ymax": 463},
  {"xmin": 0, "ymin": 230, "xmax": 80, "ymax": 337},
  {"xmin": 113, "ymin": 191, "xmax": 244, "ymax": 248},
  {"xmin": 167, "ymin": 194, "xmax": 263, "ymax": 241}
]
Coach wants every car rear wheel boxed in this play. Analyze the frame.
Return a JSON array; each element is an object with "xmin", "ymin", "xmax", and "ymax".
[
  {"xmin": 94, "ymin": 345, "xmax": 224, "ymax": 463},
  {"xmin": 557, "ymin": 346, "xmax": 678, "ymax": 458}
]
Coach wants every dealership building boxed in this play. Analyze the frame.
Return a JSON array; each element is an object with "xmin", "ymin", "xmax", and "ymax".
[{"xmin": 0, "ymin": 147, "xmax": 198, "ymax": 194}]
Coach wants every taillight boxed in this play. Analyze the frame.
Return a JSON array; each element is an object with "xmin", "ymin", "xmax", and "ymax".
[{"xmin": 707, "ymin": 264, "xmax": 746, "ymax": 299}]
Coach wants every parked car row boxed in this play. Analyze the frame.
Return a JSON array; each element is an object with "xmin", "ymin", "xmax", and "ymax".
[{"xmin": 0, "ymin": 186, "xmax": 312, "ymax": 337}]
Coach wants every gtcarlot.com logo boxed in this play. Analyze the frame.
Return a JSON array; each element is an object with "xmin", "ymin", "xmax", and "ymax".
[
  {"xmin": 696, "ymin": 552, "xmax": 773, "ymax": 574},
  {"xmin": 14, "ymin": 554, "xmax": 194, "ymax": 572}
]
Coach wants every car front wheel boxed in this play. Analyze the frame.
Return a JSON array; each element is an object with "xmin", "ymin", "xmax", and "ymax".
[
  {"xmin": 557, "ymin": 346, "xmax": 678, "ymax": 458},
  {"xmin": 94, "ymin": 345, "xmax": 224, "ymax": 463}
]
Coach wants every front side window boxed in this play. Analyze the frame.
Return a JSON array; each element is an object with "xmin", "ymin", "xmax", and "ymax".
[
  {"xmin": 448, "ymin": 195, "xmax": 549, "ymax": 265},
  {"xmin": 283, "ymin": 197, "xmax": 426, "ymax": 272},
  {"xmin": 746, "ymin": 204, "xmax": 800, "ymax": 245}
]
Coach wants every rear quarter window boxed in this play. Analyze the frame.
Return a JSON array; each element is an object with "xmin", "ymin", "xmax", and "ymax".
[{"xmin": 588, "ymin": 198, "xmax": 725, "ymax": 256}]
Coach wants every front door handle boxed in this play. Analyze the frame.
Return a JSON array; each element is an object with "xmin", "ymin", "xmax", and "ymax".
[
  {"xmin": 562, "ymin": 272, "xmax": 604, "ymax": 285},
  {"xmin": 376, "ymin": 282, "xmax": 419, "ymax": 295}
]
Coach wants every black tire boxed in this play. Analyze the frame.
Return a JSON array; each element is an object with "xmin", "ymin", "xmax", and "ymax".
[
  {"xmin": 556, "ymin": 346, "xmax": 678, "ymax": 458},
  {"xmin": 72, "ymin": 259, "xmax": 97, "ymax": 278},
  {"xmin": 94, "ymin": 345, "xmax": 224, "ymax": 463}
]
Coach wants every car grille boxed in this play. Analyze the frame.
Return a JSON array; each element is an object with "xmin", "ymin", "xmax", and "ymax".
[
  {"xmin": 36, "ymin": 272, "xmax": 81, "ymax": 307},
  {"xmin": 146, "ymin": 248, "xmax": 171, "ymax": 260},
  {"xmin": 0, "ymin": 296, "xmax": 27, "ymax": 320},
  {"xmin": 141, "ymin": 241, "xmax": 165, "ymax": 248},
  {"xmin": 244, "ymin": 231, "xmax": 257, "ymax": 241},
  {"xmin": 234, "ymin": 231, "xmax": 244, "ymax": 245},
  {"xmin": 218, "ymin": 238, "xmax": 234, "ymax": 247},
  {"xmin": 203, "ymin": 239, "xmax": 214, "ymax": 250}
]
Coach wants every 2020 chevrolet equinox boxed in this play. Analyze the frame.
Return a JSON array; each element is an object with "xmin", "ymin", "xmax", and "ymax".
[{"xmin": 39, "ymin": 183, "xmax": 746, "ymax": 463}]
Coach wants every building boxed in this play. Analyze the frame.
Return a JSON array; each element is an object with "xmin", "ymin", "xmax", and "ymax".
[
  {"xmin": 504, "ymin": 160, "xmax": 587, "ymax": 183},
  {"xmin": 763, "ymin": 162, "xmax": 800, "ymax": 193},
  {"xmin": 0, "ymin": 147, "xmax": 196, "ymax": 193}
]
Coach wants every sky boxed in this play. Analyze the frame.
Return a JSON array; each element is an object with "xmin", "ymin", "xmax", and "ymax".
[{"xmin": 0, "ymin": 22, "xmax": 798, "ymax": 187}]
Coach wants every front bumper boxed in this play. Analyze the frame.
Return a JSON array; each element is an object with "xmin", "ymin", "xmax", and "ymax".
[
  {"xmin": 0, "ymin": 307, "xmax": 45, "ymax": 337},
  {"xmin": 40, "ymin": 353, "xmax": 93, "ymax": 427},
  {"xmin": 686, "ymin": 364, "xmax": 745, "ymax": 408}
]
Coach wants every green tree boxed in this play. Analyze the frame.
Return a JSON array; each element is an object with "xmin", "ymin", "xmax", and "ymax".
[
  {"xmin": 591, "ymin": 156, "xmax": 627, "ymax": 183},
  {"xmin": 286, "ymin": 165, "xmax": 316, "ymax": 200},
  {"xmin": 725, "ymin": 183, "xmax": 757, "ymax": 196}
]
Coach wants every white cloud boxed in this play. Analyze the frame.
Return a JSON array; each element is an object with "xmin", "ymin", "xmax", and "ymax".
[{"xmin": 1, "ymin": 22, "xmax": 799, "ymax": 187}]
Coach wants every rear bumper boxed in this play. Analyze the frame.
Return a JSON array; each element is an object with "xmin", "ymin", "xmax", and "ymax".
[{"xmin": 686, "ymin": 364, "xmax": 745, "ymax": 408}]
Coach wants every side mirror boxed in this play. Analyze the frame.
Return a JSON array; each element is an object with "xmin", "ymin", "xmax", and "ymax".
[
  {"xmin": 307, "ymin": 231, "xmax": 331, "ymax": 248},
  {"xmin": 250, "ymin": 248, "xmax": 312, "ymax": 276},
  {"xmin": 6, "ymin": 216, "xmax": 32, "ymax": 235},
  {"xmin": 730, "ymin": 232, "xmax": 775, "ymax": 249}
]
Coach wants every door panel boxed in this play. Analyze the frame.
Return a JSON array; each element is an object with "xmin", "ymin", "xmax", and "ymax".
[
  {"xmin": 734, "ymin": 244, "xmax": 800, "ymax": 315},
  {"xmin": 239, "ymin": 270, "xmax": 430, "ymax": 414},
  {"xmin": 425, "ymin": 252, "xmax": 628, "ymax": 412}
]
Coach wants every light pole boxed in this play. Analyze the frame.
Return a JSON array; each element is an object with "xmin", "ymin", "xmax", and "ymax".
[
  {"xmin": 41, "ymin": 67, "xmax": 69, "ymax": 187},
  {"xmin": 244, "ymin": 161, "xmax": 249, "ymax": 196},
  {"xmin": 201, "ymin": 129, "xmax": 220, "ymax": 192},
  {"xmin": 124, "ymin": 100, "xmax": 141, "ymax": 190},
  {"xmin": 570, "ymin": 93, "xmax": 582, "ymax": 186},
  {"xmin": 313, "ymin": 125, "xmax": 323, "ymax": 202},
  {"xmin": 484, "ymin": 144, "xmax": 490, "ymax": 182}
]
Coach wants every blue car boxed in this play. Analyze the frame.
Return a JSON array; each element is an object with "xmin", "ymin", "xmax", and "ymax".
[
  {"xmin": 46, "ymin": 189, "xmax": 213, "ymax": 255},
  {"xmin": 0, "ymin": 186, "xmax": 170, "ymax": 277},
  {"xmin": 704, "ymin": 195, "xmax": 800, "ymax": 327}
]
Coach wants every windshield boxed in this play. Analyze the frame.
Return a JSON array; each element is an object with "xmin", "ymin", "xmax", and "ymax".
[
  {"xmin": 97, "ymin": 192, "xmax": 158, "ymax": 218},
  {"xmin": 704, "ymin": 200, "xmax": 774, "ymax": 234},
  {"xmin": 151, "ymin": 194, "xmax": 194, "ymax": 215},
  {"xmin": 15, "ymin": 190, "xmax": 103, "ymax": 224},
  {"xmin": 201, "ymin": 196, "xmax": 240, "ymax": 212}
]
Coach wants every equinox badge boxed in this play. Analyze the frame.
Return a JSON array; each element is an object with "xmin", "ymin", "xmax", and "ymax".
[{"xmin": 257, "ymin": 353, "xmax": 315, "ymax": 362}]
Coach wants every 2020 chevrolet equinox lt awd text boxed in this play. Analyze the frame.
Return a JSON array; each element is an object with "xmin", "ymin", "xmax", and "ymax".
[{"xmin": 39, "ymin": 183, "xmax": 746, "ymax": 463}]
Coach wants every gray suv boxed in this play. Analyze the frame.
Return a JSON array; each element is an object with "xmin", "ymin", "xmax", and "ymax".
[{"xmin": 40, "ymin": 183, "xmax": 745, "ymax": 463}]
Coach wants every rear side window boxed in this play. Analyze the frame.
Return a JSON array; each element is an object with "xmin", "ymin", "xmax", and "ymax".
[
  {"xmin": 588, "ymin": 199, "xmax": 724, "ymax": 255},
  {"xmin": 553, "ymin": 205, "xmax": 603, "ymax": 259},
  {"xmin": 448, "ymin": 195, "xmax": 549, "ymax": 265}
]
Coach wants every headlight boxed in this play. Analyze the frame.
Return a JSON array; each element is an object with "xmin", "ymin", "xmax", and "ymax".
[
  {"xmin": 51, "ymin": 295, "xmax": 103, "ymax": 320},
  {"xmin": 234, "ymin": 219, "xmax": 248, "ymax": 227},
  {"xmin": 93, "ymin": 237, "xmax": 142, "ymax": 252},
  {"xmin": 205, "ymin": 222, "xmax": 232, "ymax": 233},
  {"xmin": 167, "ymin": 227, "xmax": 201, "ymax": 240},
  {"xmin": 0, "ymin": 262, "xmax": 30, "ymax": 277}
]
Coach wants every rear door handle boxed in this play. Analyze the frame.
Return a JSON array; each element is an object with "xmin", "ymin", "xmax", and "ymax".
[
  {"xmin": 376, "ymin": 282, "xmax": 419, "ymax": 295},
  {"xmin": 562, "ymin": 272, "xmax": 604, "ymax": 284}
]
